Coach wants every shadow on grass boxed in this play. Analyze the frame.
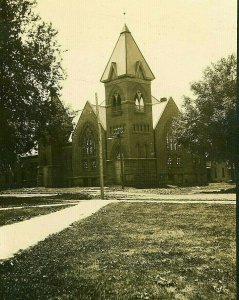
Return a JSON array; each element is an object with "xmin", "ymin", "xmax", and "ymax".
[
  {"xmin": 0, "ymin": 205, "xmax": 73, "ymax": 226},
  {"xmin": 0, "ymin": 193, "xmax": 93, "ymax": 208}
]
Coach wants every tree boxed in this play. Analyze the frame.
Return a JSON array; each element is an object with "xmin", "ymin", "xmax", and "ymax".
[
  {"xmin": 0, "ymin": 0, "xmax": 73, "ymax": 171},
  {"xmin": 172, "ymin": 54, "xmax": 237, "ymax": 173}
]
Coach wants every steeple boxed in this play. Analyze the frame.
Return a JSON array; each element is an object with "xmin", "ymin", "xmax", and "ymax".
[
  {"xmin": 121, "ymin": 24, "xmax": 130, "ymax": 33},
  {"xmin": 101, "ymin": 24, "xmax": 155, "ymax": 82}
]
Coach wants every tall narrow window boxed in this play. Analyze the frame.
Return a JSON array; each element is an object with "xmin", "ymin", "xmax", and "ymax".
[
  {"xmin": 81, "ymin": 126, "xmax": 96, "ymax": 171},
  {"xmin": 166, "ymin": 133, "xmax": 174, "ymax": 151},
  {"xmin": 166, "ymin": 134, "xmax": 170, "ymax": 150},
  {"xmin": 112, "ymin": 92, "xmax": 121, "ymax": 112},
  {"xmin": 135, "ymin": 91, "xmax": 144, "ymax": 112}
]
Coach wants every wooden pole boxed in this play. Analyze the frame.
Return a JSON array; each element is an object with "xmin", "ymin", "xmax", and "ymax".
[
  {"xmin": 95, "ymin": 93, "xmax": 104, "ymax": 199},
  {"xmin": 119, "ymin": 136, "xmax": 125, "ymax": 190}
]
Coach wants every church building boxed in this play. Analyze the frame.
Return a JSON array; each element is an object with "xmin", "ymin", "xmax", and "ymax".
[{"xmin": 0, "ymin": 25, "xmax": 207, "ymax": 188}]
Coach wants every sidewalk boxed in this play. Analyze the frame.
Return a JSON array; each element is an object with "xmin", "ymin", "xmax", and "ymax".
[
  {"xmin": 0, "ymin": 195, "xmax": 235, "ymax": 261},
  {"xmin": 0, "ymin": 200, "xmax": 114, "ymax": 260},
  {"xmin": 107, "ymin": 192, "xmax": 236, "ymax": 201}
]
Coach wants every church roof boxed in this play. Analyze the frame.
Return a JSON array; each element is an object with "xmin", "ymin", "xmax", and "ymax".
[
  {"xmin": 152, "ymin": 97, "xmax": 175, "ymax": 128},
  {"xmin": 69, "ymin": 101, "xmax": 106, "ymax": 142},
  {"xmin": 70, "ymin": 97, "xmax": 177, "ymax": 140},
  {"xmin": 91, "ymin": 103, "xmax": 107, "ymax": 130},
  {"xmin": 101, "ymin": 24, "xmax": 155, "ymax": 82}
]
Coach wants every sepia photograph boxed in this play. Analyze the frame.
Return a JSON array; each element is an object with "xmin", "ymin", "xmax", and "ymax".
[{"xmin": 0, "ymin": 0, "xmax": 237, "ymax": 299}]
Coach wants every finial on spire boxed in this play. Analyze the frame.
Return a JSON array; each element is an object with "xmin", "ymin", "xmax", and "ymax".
[{"xmin": 123, "ymin": 10, "xmax": 126, "ymax": 22}]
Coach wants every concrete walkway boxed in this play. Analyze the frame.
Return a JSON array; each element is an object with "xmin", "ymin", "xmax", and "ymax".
[
  {"xmin": 0, "ymin": 200, "xmax": 114, "ymax": 260},
  {"xmin": 123, "ymin": 199, "xmax": 235, "ymax": 204},
  {"xmin": 0, "ymin": 195, "xmax": 235, "ymax": 261},
  {"xmin": 107, "ymin": 192, "xmax": 236, "ymax": 201}
]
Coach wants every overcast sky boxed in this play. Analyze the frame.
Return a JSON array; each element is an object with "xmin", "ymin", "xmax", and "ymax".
[{"xmin": 35, "ymin": 0, "xmax": 237, "ymax": 110}]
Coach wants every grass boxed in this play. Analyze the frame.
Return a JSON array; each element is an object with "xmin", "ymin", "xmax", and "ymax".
[
  {"xmin": 0, "ymin": 202, "xmax": 235, "ymax": 300},
  {"xmin": 0, "ymin": 192, "xmax": 92, "ymax": 208},
  {"xmin": 0, "ymin": 205, "xmax": 73, "ymax": 226},
  {"xmin": 2, "ymin": 182, "xmax": 235, "ymax": 197}
]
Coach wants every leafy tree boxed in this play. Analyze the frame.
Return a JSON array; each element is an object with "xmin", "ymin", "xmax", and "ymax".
[
  {"xmin": 43, "ymin": 91, "xmax": 74, "ymax": 144},
  {"xmin": 172, "ymin": 54, "xmax": 237, "ymax": 174},
  {"xmin": 0, "ymin": 0, "xmax": 73, "ymax": 171}
]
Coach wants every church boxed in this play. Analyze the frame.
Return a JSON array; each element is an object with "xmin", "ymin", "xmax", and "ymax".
[{"xmin": 1, "ymin": 25, "xmax": 207, "ymax": 188}]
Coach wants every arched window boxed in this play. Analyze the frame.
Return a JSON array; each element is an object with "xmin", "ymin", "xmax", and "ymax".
[
  {"xmin": 112, "ymin": 92, "xmax": 121, "ymax": 112},
  {"xmin": 82, "ymin": 127, "xmax": 95, "ymax": 155},
  {"xmin": 81, "ymin": 126, "xmax": 96, "ymax": 170},
  {"xmin": 166, "ymin": 133, "xmax": 174, "ymax": 151},
  {"xmin": 135, "ymin": 91, "xmax": 145, "ymax": 112},
  {"xmin": 166, "ymin": 133, "xmax": 178, "ymax": 151}
]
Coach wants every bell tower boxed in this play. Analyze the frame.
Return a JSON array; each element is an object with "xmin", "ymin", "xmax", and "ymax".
[{"xmin": 101, "ymin": 24, "xmax": 157, "ymax": 187}]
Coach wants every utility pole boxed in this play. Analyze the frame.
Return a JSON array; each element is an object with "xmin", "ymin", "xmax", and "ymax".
[
  {"xmin": 119, "ymin": 135, "xmax": 124, "ymax": 190},
  {"xmin": 115, "ymin": 128, "xmax": 124, "ymax": 190},
  {"xmin": 107, "ymin": 128, "xmax": 125, "ymax": 190},
  {"xmin": 95, "ymin": 93, "xmax": 104, "ymax": 199}
]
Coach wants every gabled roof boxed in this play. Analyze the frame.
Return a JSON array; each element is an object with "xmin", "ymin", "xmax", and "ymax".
[
  {"xmin": 101, "ymin": 24, "xmax": 155, "ymax": 82},
  {"xmin": 152, "ymin": 97, "xmax": 178, "ymax": 128},
  {"xmin": 72, "ymin": 109, "xmax": 83, "ymax": 130},
  {"xmin": 91, "ymin": 103, "xmax": 106, "ymax": 130},
  {"xmin": 69, "ymin": 101, "xmax": 106, "ymax": 142}
]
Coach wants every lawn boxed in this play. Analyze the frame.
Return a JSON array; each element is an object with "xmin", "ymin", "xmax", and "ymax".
[
  {"xmin": 0, "ymin": 205, "xmax": 73, "ymax": 226},
  {"xmin": 0, "ymin": 192, "xmax": 92, "ymax": 208},
  {"xmin": 0, "ymin": 202, "xmax": 235, "ymax": 300}
]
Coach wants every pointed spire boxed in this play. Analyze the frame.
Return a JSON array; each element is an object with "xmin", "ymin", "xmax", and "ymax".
[
  {"xmin": 121, "ymin": 24, "xmax": 130, "ymax": 34},
  {"xmin": 101, "ymin": 24, "xmax": 155, "ymax": 82}
]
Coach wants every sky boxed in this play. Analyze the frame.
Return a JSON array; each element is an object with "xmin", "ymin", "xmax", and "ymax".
[{"xmin": 35, "ymin": 0, "xmax": 237, "ymax": 110}]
